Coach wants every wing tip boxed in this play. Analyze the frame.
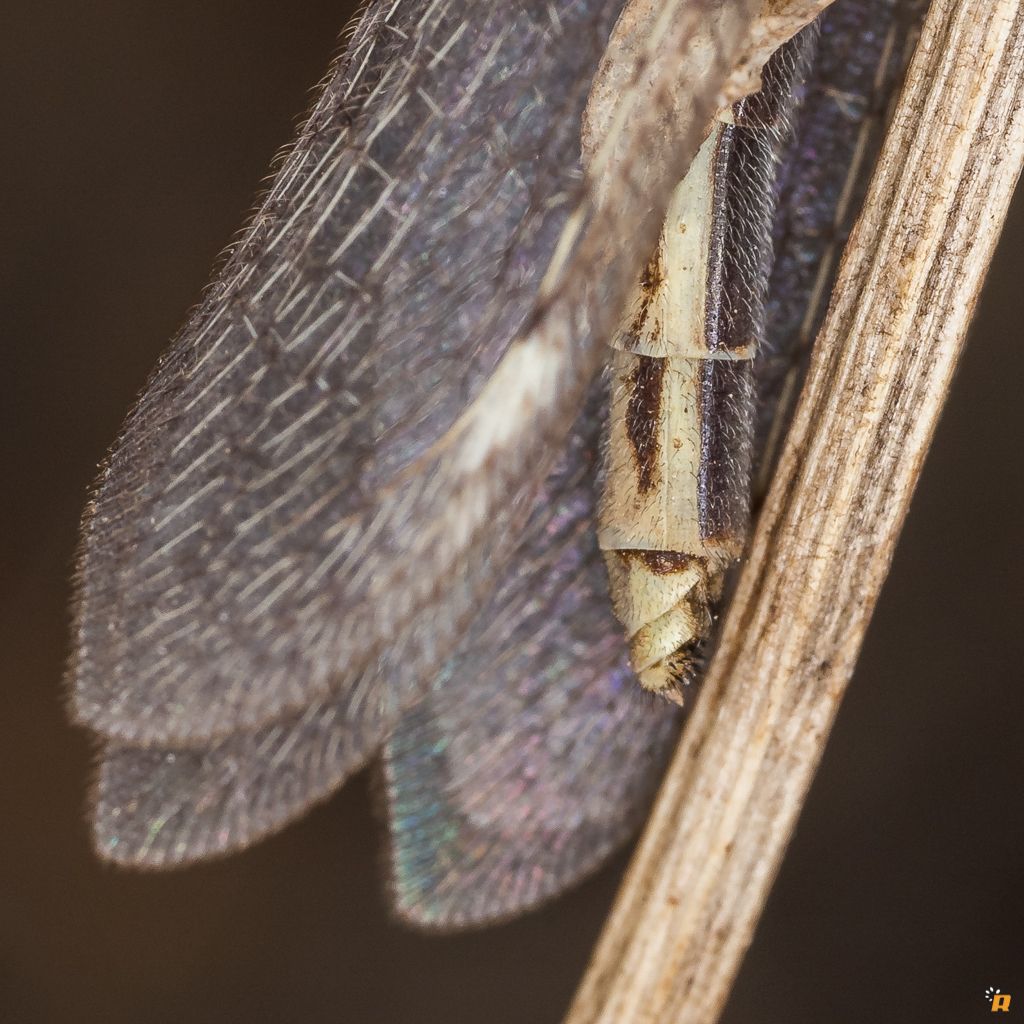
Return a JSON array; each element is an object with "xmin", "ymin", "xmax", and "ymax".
[{"xmin": 385, "ymin": 874, "xmax": 553, "ymax": 934}]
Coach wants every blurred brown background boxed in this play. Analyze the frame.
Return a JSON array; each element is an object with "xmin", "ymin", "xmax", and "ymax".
[{"xmin": 2, "ymin": 3, "xmax": 1021, "ymax": 1022}]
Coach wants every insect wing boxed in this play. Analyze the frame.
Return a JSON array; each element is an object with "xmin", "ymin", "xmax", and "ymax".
[
  {"xmin": 382, "ymin": 4, "xmax": 928, "ymax": 927},
  {"xmin": 70, "ymin": 0, "xmax": 760, "ymax": 749},
  {"xmin": 383, "ymin": 385, "xmax": 681, "ymax": 928},
  {"xmin": 90, "ymin": 384, "xmax": 683, "ymax": 882},
  {"xmin": 92, "ymin": 673, "xmax": 387, "ymax": 865},
  {"xmin": 72, "ymin": 0, "xmax": 619, "ymax": 746}
]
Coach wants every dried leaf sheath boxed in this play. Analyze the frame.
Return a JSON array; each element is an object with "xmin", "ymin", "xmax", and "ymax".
[{"xmin": 71, "ymin": 0, "xmax": 762, "ymax": 748}]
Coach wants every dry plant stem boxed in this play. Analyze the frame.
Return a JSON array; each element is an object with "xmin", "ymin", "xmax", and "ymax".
[{"xmin": 566, "ymin": 2, "xmax": 1024, "ymax": 1023}]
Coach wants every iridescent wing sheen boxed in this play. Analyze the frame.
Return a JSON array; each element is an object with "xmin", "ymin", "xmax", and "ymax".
[{"xmin": 384, "ymin": 385, "xmax": 682, "ymax": 928}]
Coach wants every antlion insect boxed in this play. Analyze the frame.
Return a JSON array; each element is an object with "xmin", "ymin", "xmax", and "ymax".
[{"xmin": 70, "ymin": 0, "xmax": 924, "ymax": 928}]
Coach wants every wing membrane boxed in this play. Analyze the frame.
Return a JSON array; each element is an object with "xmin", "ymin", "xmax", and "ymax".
[
  {"xmin": 73, "ymin": 1, "xmax": 619, "ymax": 744},
  {"xmin": 90, "ymin": 386, "xmax": 680, "ymax": 873},
  {"xmin": 383, "ymin": 385, "xmax": 682, "ymax": 928},
  {"xmin": 71, "ymin": 0, "xmax": 760, "ymax": 747},
  {"xmin": 93, "ymin": 676, "xmax": 386, "ymax": 865}
]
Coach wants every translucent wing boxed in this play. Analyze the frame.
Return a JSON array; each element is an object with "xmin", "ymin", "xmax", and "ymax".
[
  {"xmin": 92, "ymin": 675, "xmax": 387, "ymax": 865},
  {"xmin": 72, "ymin": 2, "xmax": 616, "ymax": 746},
  {"xmin": 90, "ymin": 386, "xmax": 681, "ymax": 870},
  {"xmin": 383, "ymin": 385, "xmax": 682, "ymax": 928},
  {"xmin": 71, "ymin": 0, "xmax": 759, "ymax": 748}
]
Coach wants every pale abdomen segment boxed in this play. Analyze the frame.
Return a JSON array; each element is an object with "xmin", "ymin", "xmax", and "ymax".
[
  {"xmin": 598, "ymin": 39, "xmax": 805, "ymax": 702},
  {"xmin": 600, "ymin": 349, "xmax": 754, "ymax": 702}
]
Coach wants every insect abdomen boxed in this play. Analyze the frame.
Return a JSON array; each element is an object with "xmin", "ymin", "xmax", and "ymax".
[
  {"xmin": 599, "ymin": 38, "xmax": 805, "ymax": 702},
  {"xmin": 600, "ymin": 341, "xmax": 754, "ymax": 702}
]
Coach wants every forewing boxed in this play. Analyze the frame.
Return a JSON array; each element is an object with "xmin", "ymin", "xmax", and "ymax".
[
  {"xmin": 382, "ymin": 385, "xmax": 682, "ymax": 929},
  {"xmin": 71, "ymin": 0, "xmax": 760, "ymax": 747}
]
